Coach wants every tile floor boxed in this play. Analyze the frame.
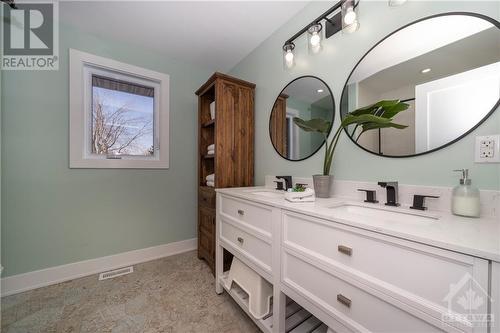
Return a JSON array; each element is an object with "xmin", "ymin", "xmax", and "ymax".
[{"xmin": 1, "ymin": 251, "xmax": 260, "ymax": 333}]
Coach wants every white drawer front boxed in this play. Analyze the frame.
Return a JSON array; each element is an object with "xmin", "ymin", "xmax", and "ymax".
[
  {"xmin": 283, "ymin": 253, "xmax": 449, "ymax": 333},
  {"xmin": 283, "ymin": 212, "xmax": 489, "ymax": 323},
  {"xmin": 220, "ymin": 195, "xmax": 272, "ymax": 236},
  {"xmin": 220, "ymin": 218, "xmax": 272, "ymax": 272}
]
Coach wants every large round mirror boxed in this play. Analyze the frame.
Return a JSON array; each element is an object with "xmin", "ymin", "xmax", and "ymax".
[
  {"xmin": 270, "ymin": 76, "xmax": 335, "ymax": 160},
  {"xmin": 340, "ymin": 13, "xmax": 500, "ymax": 157}
]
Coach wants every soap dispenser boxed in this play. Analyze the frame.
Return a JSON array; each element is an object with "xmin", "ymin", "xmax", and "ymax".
[{"xmin": 451, "ymin": 169, "xmax": 480, "ymax": 218}]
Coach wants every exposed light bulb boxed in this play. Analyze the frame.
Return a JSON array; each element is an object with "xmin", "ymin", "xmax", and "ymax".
[
  {"xmin": 343, "ymin": 7, "xmax": 357, "ymax": 26},
  {"xmin": 310, "ymin": 32, "xmax": 321, "ymax": 47},
  {"xmin": 285, "ymin": 50, "xmax": 294, "ymax": 67}
]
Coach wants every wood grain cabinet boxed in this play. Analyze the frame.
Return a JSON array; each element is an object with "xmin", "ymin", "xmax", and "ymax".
[{"xmin": 195, "ymin": 73, "xmax": 255, "ymax": 273}]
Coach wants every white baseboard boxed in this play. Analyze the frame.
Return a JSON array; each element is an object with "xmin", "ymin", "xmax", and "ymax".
[{"xmin": 1, "ymin": 238, "xmax": 197, "ymax": 297}]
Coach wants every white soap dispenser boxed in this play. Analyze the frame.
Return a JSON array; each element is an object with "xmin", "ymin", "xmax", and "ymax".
[{"xmin": 451, "ymin": 169, "xmax": 480, "ymax": 218}]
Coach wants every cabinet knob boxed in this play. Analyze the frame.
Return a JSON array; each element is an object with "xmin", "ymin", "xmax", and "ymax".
[
  {"xmin": 237, "ymin": 237, "xmax": 244, "ymax": 244},
  {"xmin": 237, "ymin": 209, "xmax": 245, "ymax": 216},
  {"xmin": 338, "ymin": 245, "xmax": 353, "ymax": 256},
  {"xmin": 337, "ymin": 294, "xmax": 352, "ymax": 308}
]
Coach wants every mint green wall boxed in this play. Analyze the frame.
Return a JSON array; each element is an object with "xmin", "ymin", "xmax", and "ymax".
[
  {"xmin": 230, "ymin": 1, "xmax": 500, "ymax": 190},
  {"xmin": 1, "ymin": 24, "xmax": 212, "ymax": 277}
]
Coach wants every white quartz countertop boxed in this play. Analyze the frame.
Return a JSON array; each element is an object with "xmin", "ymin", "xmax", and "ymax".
[{"xmin": 216, "ymin": 186, "xmax": 500, "ymax": 262}]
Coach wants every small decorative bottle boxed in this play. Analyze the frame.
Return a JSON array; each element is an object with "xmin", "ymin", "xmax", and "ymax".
[{"xmin": 451, "ymin": 169, "xmax": 480, "ymax": 218}]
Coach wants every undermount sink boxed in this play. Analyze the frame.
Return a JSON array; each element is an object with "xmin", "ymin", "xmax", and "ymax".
[
  {"xmin": 249, "ymin": 190, "xmax": 284, "ymax": 198},
  {"xmin": 328, "ymin": 204, "xmax": 439, "ymax": 223}
]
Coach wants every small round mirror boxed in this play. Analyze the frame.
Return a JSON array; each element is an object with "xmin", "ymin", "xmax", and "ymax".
[
  {"xmin": 340, "ymin": 13, "xmax": 500, "ymax": 157},
  {"xmin": 270, "ymin": 76, "xmax": 335, "ymax": 161}
]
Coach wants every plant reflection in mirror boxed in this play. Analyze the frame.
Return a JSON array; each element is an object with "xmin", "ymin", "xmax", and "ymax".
[{"xmin": 294, "ymin": 100, "xmax": 408, "ymax": 175}]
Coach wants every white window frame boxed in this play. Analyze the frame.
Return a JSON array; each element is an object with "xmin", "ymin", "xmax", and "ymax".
[{"xmin": 69, "ymin": 49, "xmax": 169, "ymax": 169}]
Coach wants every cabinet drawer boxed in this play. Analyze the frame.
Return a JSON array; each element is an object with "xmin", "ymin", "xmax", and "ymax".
[
  {"xmin": 220, "ymin": 218, "xmax": 272, "ymax": 273},
  {"xmin": 199, "ymin": 187, "xmax": 216, "ymax": 208},
  {"xmin": 283, "ymin": 253, "xmax": 449, "ymax": 333},
  {"xmin": 283, "ymin": 212, "xmax": 489, "ymax": 330},
  {"xmin": 220, "ymin": 195, "xmax": 272, "ymax": 235}
]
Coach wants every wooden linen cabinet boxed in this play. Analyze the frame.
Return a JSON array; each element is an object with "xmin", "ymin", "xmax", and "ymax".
[{"xmin": 195, "ymin": 72, "xmax": 255, "ymax": 273}]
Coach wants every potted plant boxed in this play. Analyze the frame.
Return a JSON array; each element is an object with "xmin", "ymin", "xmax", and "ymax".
[{"xmin": 293, "ymin": 100, "xmax": 409, "ymax": 198}]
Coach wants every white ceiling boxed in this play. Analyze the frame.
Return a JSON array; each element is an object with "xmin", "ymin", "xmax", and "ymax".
[{"xmin": 60, "ymin": 1, "xmax": 309, "ymax": 72}]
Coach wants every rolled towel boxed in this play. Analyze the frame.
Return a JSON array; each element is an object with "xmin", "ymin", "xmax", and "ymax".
[
  {"xmin": 206, "ymin": 174, "xmax": 215, "ymax": 182},
  {"xmin": 206, "ymin": 181, "xmax": 215, "ymax": 187},
  {"xmin": 207, "ymin": 144, "xmax": 215, "ymax": 151}
]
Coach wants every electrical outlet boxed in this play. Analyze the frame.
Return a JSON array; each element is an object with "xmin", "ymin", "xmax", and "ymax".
[{"xmin": 475, "ymin": 135, "xmax": 500, "ymax": 163}]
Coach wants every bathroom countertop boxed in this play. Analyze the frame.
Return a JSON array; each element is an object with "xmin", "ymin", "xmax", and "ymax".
[{"xmin": 216, "ymin": 186, "xmax": 500, "ymax": 262}]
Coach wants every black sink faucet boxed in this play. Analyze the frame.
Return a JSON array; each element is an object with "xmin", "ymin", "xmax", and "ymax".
[
  {"xmin": 276, "ymin": 176, "xmax": 293, "ymax": 191},
  {"xmin": 378, "ymin": 181, "xmax": 399, "ymax": 206}
]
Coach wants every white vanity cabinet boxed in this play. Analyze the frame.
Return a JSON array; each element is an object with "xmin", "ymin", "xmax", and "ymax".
[
  {"xmin": 217, "ymin": 194, "xmax": 275, "ymax": 281},
  {"xmin": 282, "ymin": 211, "xmax": 490, "ymax": 333},
  {"xmin": 215, "ymin": 191, "xmax": 496, "ymax": 333}
]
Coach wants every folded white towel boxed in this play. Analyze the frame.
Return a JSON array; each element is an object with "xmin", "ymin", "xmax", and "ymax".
[
  {"xmin": 206, "ymin": 174, "xmax": 215, "ymax": 182},
  {"xmin": 207, "ymin": 144, "xmax": 215, "ymax": 151},
  {"xmin": 206, "ymin": 181, "xmax": 215, "ymax": 187},
  {"xmin": 207, "ymin": 149, "xmax": 214, "ymax": 155},
  {"xmin": 210, "ymin": 102, "xmax": 215, "ymax": 120}
]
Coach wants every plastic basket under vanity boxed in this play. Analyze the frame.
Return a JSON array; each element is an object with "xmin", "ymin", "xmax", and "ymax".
[{"xmin": 223, "ymin": 257, "xmax": 273, "ymax": 319}]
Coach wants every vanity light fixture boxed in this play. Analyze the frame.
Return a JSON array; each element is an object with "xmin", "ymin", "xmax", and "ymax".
[
  {"xmin": 282, "ymin": 0, "xmax": 359, "ymax": 70},
  {"xmin": 388, "ymin": 0, "xmax": 408, "ymax": 6},
  {"xmin": 421, "ymin": 68, "xmax": 431, "ymax": 74},
  {"xmin": 307, "ymin": 23, "xmax": 323, "ymax": 54},
  {"xmin": 283, "ymin": 42, "xmax": 296, "ymax": 69}
]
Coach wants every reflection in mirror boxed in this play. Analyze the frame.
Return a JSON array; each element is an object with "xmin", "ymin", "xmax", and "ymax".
[
  {"xmin": 341, "ymin": 13, "xmax": 500, "ymax": 157},
  {"xmin": 270, "ymin": 76, "xmax": 335, "ymax": 161}
]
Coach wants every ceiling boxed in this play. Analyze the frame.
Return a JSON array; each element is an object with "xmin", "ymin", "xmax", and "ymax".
[
  {"xmin": 359, "ymin": 27, "xmax": 500, "ymax": 96},
  {"xmin": 60, "ymin": 1, "xmax": 309, "ymax": 72}
]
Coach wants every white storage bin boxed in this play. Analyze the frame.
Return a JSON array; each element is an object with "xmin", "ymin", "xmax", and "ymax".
[{"xmin": 223, "ymin": 257, "xmax": 272, "ymax": 319}]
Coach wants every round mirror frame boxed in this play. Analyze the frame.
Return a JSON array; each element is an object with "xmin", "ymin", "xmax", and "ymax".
[
  {"xmin": 269, "ymin": 75, "xmax": 336, "ymax": 161},
  {"xmin": 339, "ymin": 12, "xmax": 500, "ymax": 158}
]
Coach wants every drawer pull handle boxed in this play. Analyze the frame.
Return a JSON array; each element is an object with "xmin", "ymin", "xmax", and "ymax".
[
  {"xmin": 237, "ymin": 209, "xmax": 245, "ymax": 216},
  {"xmin": 237, "ymin": 237, "xmax": 244, "ymax": 244},
  {"xmin": 338, "ymin": 245, "xmax": 352, "ymax": 256},
  {"xmin": 337, "ymin": 294, "xmax": 352, "ymax": 308}
]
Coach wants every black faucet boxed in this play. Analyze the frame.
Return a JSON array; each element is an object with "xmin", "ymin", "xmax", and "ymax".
[
  {"xmin": 276, "ymin": 176, "xmax": 293, "ymax": 191},
  {"xmin": 378, "ymin": 181, "xmax": 399, "ymax": 206}
]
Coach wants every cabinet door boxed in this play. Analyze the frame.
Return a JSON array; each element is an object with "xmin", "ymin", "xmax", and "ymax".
[
  {"xmin": 270, "ymin": 95, "xmax": 287, "ymax": 156},
  {"xmin": 198, "ymin": 206, "xmax": 216, "ymax": 272},
  {"xmin": 215, "ymin": 80, "xmax": 254, "ymax": 188}
]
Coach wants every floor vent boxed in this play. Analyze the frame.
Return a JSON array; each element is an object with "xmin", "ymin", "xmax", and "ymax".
[{"xmin": 98, "ymin": 266, "xmax": 134, "ymax": 281}]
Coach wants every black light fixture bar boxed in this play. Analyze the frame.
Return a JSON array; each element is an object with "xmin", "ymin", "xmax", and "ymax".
[
  {"xmin": 1, "ymin": 0, "xmax": 18, "ymax": 9},
  {"xmin": 285, "ymin": 1, "xmax": 343, "ymax": 45}
]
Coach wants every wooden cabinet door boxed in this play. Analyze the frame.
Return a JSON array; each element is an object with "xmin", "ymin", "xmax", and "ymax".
[
  {"xmin": 198, "ymin": 206, "xmax": 216, "ymax": 272},
  {"xmin": 215, "ymin": 80, "xmax": 254, "ymax": 188},
  {"xmin": 270, "ymin": 95, "xmax": 287, "ymax": 156}
]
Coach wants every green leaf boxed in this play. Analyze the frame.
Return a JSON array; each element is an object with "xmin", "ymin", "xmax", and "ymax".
[
  {"xmin": 361, "ymin": 122, "xmax": 408, "ymax": 131},
  {"xmin": 293, "ymin": 117, "xmax": 331, "ymax": 134},
  {"xmin": 341, "ymin": 114, "xmax": 392, "ymax": 128},
  {"xmin": 378, "ymin": 102, "xmax": 409, "ymax": 119},
  {"xmin": 349, "ymin": 100, "xmax": 401, "ymax": 116}
]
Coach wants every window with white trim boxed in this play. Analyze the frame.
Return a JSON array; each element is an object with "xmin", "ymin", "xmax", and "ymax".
[{"xmin": 69, "ymin": 49, "xmax": 169, "ymax": 168}]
